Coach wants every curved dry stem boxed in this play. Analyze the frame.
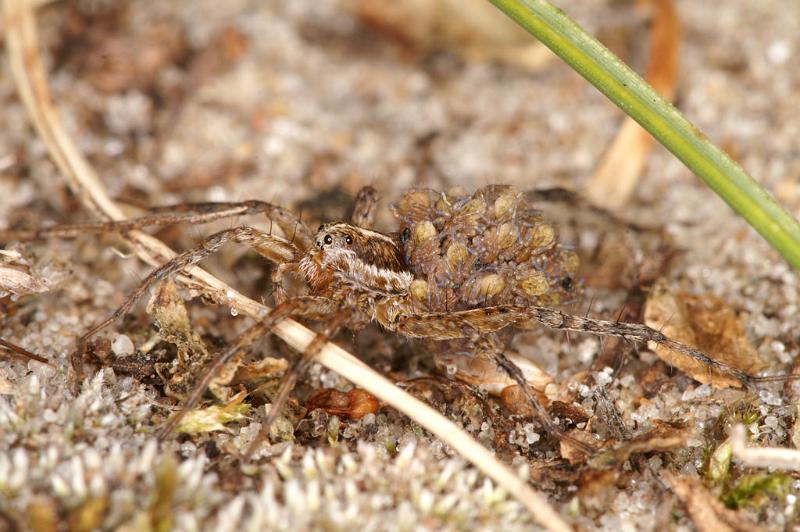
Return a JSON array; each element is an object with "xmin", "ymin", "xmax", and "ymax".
[{"xmin": 1, "ymin": 0, "xmax": 572, "ymax": 529}]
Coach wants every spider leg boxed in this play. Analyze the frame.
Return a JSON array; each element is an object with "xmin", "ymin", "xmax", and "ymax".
[
  {"xmin": 389, "ymin": 305, "xmax": 757, "ymax": 388},
  {"xmin": 146, "ymin": 201, "xmax": 314, "ymax": 252},
  {"xmin": 0, "ymin": 338, "xmax": 50, "ymax": 365},
  {"xmin": 157, "ymin": 296, "xmax": 336, "ymax": 440},
  {"xmin": 0, "ymin": 200, "xmax": 314, "ymax": 252},
  {"xmin": 72, "ymin": 227, "xmax": 298, "ymax": 375},
  {"xmin": 455, "ymin": 332, "xmax": 596, "ymax": 455},
  {"xmin": 244, "ymin": 310, "xmax": 349, "ymax": 458},
  {"xmin": 350, "ymin": 186, "xmax": 379, "ymax": 228}
]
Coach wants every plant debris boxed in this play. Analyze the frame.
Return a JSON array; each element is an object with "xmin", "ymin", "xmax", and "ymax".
[
  {"xmin": 306, "ymin": 388, "xmax": 381, "ymax": 420},
  {"xmin": 176, "ymin": 391, "xmax": 251, "ymax": 434},
  {"xmin": 664, "ymin": 471, "xmax": 765, "ymax": 532},
  {"xmin": 644, "ymin": 280, "xmax": 767, "ymax": 388},
  {"xmin": 0, "ymin": 249, "xmax": 50, "ymax": 297}
]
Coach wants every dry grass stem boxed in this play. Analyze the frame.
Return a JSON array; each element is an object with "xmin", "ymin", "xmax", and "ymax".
[{"xmin": 730, "ymin": 424, "xmax": 800, "ymax": 471}]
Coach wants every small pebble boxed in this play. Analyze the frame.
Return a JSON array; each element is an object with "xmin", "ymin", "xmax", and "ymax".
[{"xmin": 111, "ymin": 334, "xmax": 134, "ymax": 357}]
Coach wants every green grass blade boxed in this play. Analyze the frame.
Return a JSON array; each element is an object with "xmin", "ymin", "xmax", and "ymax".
[{"xmin": 489, "ymin": 0, "xmax": 800, "ymax": 270}]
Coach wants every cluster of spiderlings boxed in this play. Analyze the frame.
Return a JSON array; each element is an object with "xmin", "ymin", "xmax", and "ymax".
[{"xmin": 392, "ymin": 185, "xmax": 580, "ymax": 312}]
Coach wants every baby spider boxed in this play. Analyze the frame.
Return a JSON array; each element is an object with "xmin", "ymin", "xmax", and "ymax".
[{"xmin": 0, "ymin": 185, "xmax": 783, "ymax": 456}]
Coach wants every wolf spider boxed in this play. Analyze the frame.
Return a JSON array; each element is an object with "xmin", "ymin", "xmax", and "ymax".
[{"xmin": 0, "ymin": 185, "xmax": 785, "ymax": 456}]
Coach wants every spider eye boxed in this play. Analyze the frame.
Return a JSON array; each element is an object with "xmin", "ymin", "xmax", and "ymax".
[
  {"xmin": 323, "ymin": 235, "xmax": 333, "ymax": 245},
  {"xmin": 400, "ymin": 227, "xmax": 411, "ymax": 244},
  {"xmin": 345, "ymin": 235, "xmax": 353, "ymax": 245},
  {"xmin": 318, "ymin": 224, "xmax": 325, "ymax": 232},
  {"xmin": 560, "ymin": 277, "xmax": 573, "ymax": 291}
]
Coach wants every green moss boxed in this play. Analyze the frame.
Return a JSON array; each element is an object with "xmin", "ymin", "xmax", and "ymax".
[{"xmin": 721, "ymin": 473, "xmax": 791, "ymax": 510}]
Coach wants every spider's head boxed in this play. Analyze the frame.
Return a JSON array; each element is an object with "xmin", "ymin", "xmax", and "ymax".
[
  {"xmin": 312, "ymin": 222, "xmax": 409, "ymax": 274},
  {"xmin": 315, "ymin": 223, "xmax": 356, "ymax": 251}
]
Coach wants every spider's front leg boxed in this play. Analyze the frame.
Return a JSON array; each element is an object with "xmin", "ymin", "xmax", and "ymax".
[
  {"xmin": 0, "ymin": 200, "xmax": 315, "ymax": 251},
  {"xmin": 70, "ymin": 226, "xmax": 299, "ymax": 378},
  {"xmin": 350, "ymin": 186, "xmax": 379, "ymax": 228},
  {"xmin": 157, "ymin": 295, "xmax": 337, "ymax": 440}
]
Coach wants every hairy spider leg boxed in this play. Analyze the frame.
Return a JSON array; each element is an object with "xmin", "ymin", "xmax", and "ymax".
[
  {"xmin": 69, "ymin": 227, "xmax": 297, "ymax": 376},
  {"xmin": 157, "ymin": 296, "xmax": 336, "ymax": 440},
  {"xmin": 0, "ymin": 200, "xmax": 314, "ymax": 252},
  {"xmin": 0, "ymin": 338, "xmax": 50, "ymax": 365},
  {"xmin": 473, "ymin": 334, "xmax": 597, "ymax": 455},
  {"xmin": 244, "ymin": 310, "xmax": 350, "ymax": 458}
]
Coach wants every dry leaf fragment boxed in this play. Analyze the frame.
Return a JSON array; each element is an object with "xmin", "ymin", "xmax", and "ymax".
[
  {"xmin": 0, "ymin": 250, "xmax": 50, "ymax": 296},
  {"xmin": 0, "ymin": 375, "xmax": 16, "ymax": 395},
  {"xmin": 306, "ymin": 388, "xmax": 380, "ymax": 420},
  {"xmin": 644, "ymin": 280, "xmax": 766, "ymax": 388},
  {"xmin": 559, "ymin": 429, "xmax": 599, "ymax": 464},
  {"xmin": 176, "ymin": 392, "xmax": 250, "ymax": 434},
  {"xmin": 500, "ymin": 385, "xmax": 550, "ymax": 415},
  {"xmin": 229, "ymin": 357, "xmax": 289, "ymax": 388},
  {"xmin": 436, "ymin": 350, "xmax": 554, "ymax": 396},
  {"xmin": 589, "ymin": 420, "xmax": 690, "ymax": 469},
  {"xmin": 663, "ymin": 471, "xmax": 764, "ymax": 532}
]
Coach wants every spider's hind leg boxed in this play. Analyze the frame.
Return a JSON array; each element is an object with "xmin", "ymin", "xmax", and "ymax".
[{"xmin": 471, "ymin": 334, "xmax": 597, "ymax": 456}]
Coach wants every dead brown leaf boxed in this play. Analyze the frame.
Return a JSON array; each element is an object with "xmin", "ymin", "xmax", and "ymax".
[
  {"xmin": 560, "ymin": 429, "xmax": 600, "ymax": 464},
  {"xmin": 306, "ymin": 388, "xmax": 380, "ymax": 420},
  {"xmin": 0, "ymin": 250, "xmax": 49, "ymax": 297},
  {"xmin": 499, "ymin": 385, "xmax": 550, "ymax": 416},
  {"xmin": 644, "ymin": 280, "xmax": 766, "ymax": 388},
  {"xmin": 663, "ymin": 471, "xmax": 765, "ymax": 532},
  {"xmin": 437, "ymin": 350, "xmax": 554, "ymax": 396},
  {"xmin": 229, "ymin": 357, "xmax": 289, "ymax": 388}
]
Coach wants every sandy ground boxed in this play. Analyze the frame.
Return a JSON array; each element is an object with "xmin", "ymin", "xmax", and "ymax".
[{"xmin": 1, "ymin": 0, "xmax": 799, "ymax": 530}]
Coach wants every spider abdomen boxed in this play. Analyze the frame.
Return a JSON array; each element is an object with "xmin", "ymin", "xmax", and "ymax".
[{"xmin": 393, "ymin": 185, "xmax": 580, "ymax": 313}]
